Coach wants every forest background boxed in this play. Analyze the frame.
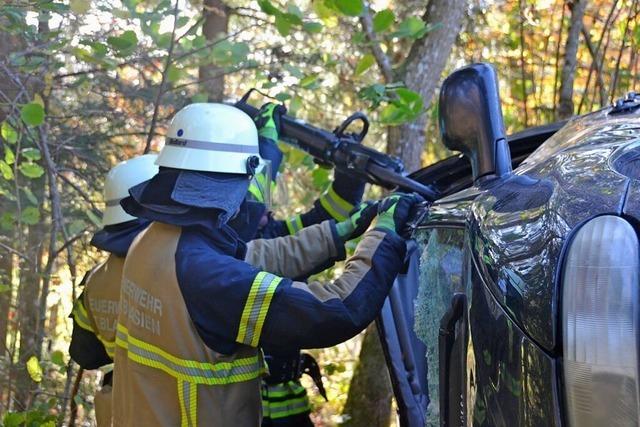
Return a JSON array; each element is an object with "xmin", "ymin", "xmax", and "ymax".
[{"xmin": 0, "ymin": 0, "xmax": 637, "ymax": 425}]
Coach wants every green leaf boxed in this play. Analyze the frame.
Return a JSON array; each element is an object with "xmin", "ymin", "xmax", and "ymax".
[
  {"xmin": 19, "ymin": 163, "xmax": 44, "ymax": 179},
  {"xmin": 355, "ymin": 54, "xmax": 375, "ymax": 76},
  {"xmin": 50, "ymin": 350, "xmax": 65, "ymax": 367},
  {"xmin": 258, "ymin": 0, "xmax": 279, "ymax": 15},
  {"xmin": 0, "ymin": 284, "xmax": 9, "ymax": 293},
  {"xmin": 26, "ymin": 356, "xmax": 42, "ymax": 383},
  {"xmin": 21, "ymin": 148, "xmax": 41, "ymax": 161},
  {"xmin": 191, "ymin": 93, "xmax": 208, "ymax": 103},
  {"xmin": 303, "ymin": 22, "xmax": 323, "ymax": 33},
  {"xmin": 22, "ymin": 187, "xmax": 38, "ymax": 205},
  {"xmin": 288, "ymin": 96, "xmax": 303, "ymax": 116},
  {"xmin": 20, "ymin": 103, "xmax": 45, "ymax": 127},
  {"xmin": 312, "ymin": 167, "xmax": 331, "ymax": 189},
  {"xmin": 68, "ymin": 219, "xmax": 86, "ymax": 235},
  {"xmin": 334, "ymin": 0, "xmax": 364, "ymax": 16},
  {"xmin": 1, "ymin": 121, "xmax": 18, "ymax": 144},
  {"xmin": 394, "ymin": 88, "xmax": 423, "ymax": 113},
  {"xmin": 69, "ymin": 0, "xmax": 90, "ymax": 14},
  {"xmin": 4, "ymin": 149, "xmax": 15, "ymax": 166},
  {"xmin": 275, "ymin": 92, "xmax": 291, "ymax": 102},
  {"xmin": 299, "ymin": 75, "xmax": 318, "ymax": 88},
  {"xmin": 0, "ymin": 213, "xmax": 14, "ymax": 231},
  {"xmin": 211, "ymin": 41, "xmax": 249, "ymax": 66},
  {"xmin": 86, "ymin": 210, "xmax": 102, "ymax": 227},
  {"xmin": 275, "ymin": 14, "xmax": 292, "ymax": 36},
  {"xmin": 20, "ymin": 206, "xmax": 40, "ymax": 225},
  {"xmin": 166, "ymin": 65, "xmax": 182, "ymax": 83},
  {"xmin": 107, "ymin": 30, "xmax": 138, "ymax": 55},
  {"xmin": 0, "ymin": 160, "xmax": 14, "ymax": 180},
  {"xmin": 3, "ymin": 411, "xmax": 26, "ymax": 427},
  {"xmin": 392, "ymin": 16, "xmax": 427, "ymax": 39},
  {"xmin": 373, "ymin": 9, "xmax": 394, "ymax": 32}
]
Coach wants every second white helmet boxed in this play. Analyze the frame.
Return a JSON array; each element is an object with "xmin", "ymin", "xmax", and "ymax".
[
  {"xmin": 156, "ymin": 103, "xmax": 260, "ymax": 174},
  {"xmin": 102, "ymin": 154, "xmax": 159, "ymax": 226}
]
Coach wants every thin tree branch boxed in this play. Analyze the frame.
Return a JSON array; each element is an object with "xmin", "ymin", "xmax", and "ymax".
[
  {"xmin": 359, "ymin": 3, "xmax": 394, "ymax": 83},
  {"xmin": 144, "ymin": 0, "xmax": 181, "ymax": 154}
]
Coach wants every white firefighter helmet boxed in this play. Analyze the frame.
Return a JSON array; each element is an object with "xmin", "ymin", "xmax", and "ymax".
[
  {"xmin": 102, "ymin": 154, "xmax": 159, "ymax": 226},
  {"xmin": 155, "ymin": 103, "xmax": 260, "ymax": 174}
]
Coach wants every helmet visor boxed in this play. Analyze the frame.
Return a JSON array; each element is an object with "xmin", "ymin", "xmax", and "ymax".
[{"xmin": 247, "ymin": 160, "xmax": 272, "ymax": 209}]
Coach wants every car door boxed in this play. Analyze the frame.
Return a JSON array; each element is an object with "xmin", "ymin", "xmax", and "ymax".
[{"xmin": 379, "ymin": 224, "xmax": 468, "ymax": 427}]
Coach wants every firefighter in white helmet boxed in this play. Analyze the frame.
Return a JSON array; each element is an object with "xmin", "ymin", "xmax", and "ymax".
[
  {"xmin": 69, "ymin": 154, "xmax": 158, "ymax": 426},
  {"xmin": 112, "ymin": 103, "xmax": 422, "ymax": 426}
]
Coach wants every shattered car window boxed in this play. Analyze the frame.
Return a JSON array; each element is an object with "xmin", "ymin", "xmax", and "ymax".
[{"xmin": 414, "ymin": 227, "xmax": 465, "ymax": 426}]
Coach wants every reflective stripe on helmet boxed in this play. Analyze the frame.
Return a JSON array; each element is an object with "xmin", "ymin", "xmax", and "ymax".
[
  {"xmin": 167, "ymin": 138, "xmax": 260, "ymax": 154},
  {"xmin": 236, "ymin": 272, "xmax": 283, "ymax": 347},
  {"xmin": 319, "ymin": 186, "xmax": 354, "ymax": 222},
  {"xmin": 115, "ymin": 323, "xmax": 265, "ymax": 384}
]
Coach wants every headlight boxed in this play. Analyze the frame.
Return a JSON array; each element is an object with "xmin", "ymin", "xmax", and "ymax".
[{"xmin": 562, "ymin": 215, "xmax": 640, "ymax": 427}]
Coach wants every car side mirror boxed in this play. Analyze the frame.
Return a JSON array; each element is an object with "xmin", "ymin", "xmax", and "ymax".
[{"xmin": 438, "ymin": 63, "xmax": 512, "ymax": 181}]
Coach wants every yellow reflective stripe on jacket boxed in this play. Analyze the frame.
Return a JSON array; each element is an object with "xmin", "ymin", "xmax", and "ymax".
[
  {"xmin": 263, "ymin": 381, "xmax": 307, "ymax": 398},
  {"xmin": 72, "ymin": 299, "xmax": 95, "ymax": 333},
  {"xmin": 98, "ymin": 336, "xmax": 115, "ymax": 359},
  {"xmin": 236, "ymin": 272, "xmax": 282, "ymax": 347},
  {"xmin": 178, "ymin": 380, "xmax": 197, "ymax": 427},
  {"xmin": 285, "ymin": 215, "xmax": 303, "ymax": 235},
  {"xmin": 115, "ymin": 324, "xmax": 264, "ymax": 385},
  {"xmin": 319, "ymin": 186, "xmax": 354, "ymax": 222}
]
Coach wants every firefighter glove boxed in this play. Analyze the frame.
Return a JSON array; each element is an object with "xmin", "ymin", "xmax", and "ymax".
[
  {"xmin": 336, "ymin": 201, "xmax": 378, "ymax": 241},
  {"xmin": 374, "ymin": 192, "xmax": 425, "ymax": 235},
  {"xmin": 254, "ymin": 102, "xmax": 286, "ymax": 144}
]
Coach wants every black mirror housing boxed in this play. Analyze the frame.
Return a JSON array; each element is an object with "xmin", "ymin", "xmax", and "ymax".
[{"xmin": 439, "ymin": 63, "xmax": 512, "ymax": 181}]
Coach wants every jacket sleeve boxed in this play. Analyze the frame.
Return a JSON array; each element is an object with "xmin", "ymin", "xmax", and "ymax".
[
  {"xmin": 244, "ymin": 220, "xmax": 346, "ymax": 279},
  {"xmin": 69, "ymin": 292, "xmax": 112, "ymax": 369},
  {"xmin": 258, "ymin": 229, "xmax": 406, "ymax": 352},
  {"xmin": 176, "ymin": 228, "xmax": 405, "ymax": 354}
]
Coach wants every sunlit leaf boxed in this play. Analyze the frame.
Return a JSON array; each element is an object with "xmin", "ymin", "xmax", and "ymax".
[
  {"xmin": 299, "ymin": 75, "xmax": 318, "ymax": 88},
  {"xmin": 303, "ymin": 22, "xmax": 323, "ymax": 34},
  {"xmin": 50, "ymin": 350, "xmax": 65, "ymax": 367},
  {"xmin": 275, "ymin": 14, "xmax": 292, "ymax": 36},
  {"xmin": 373, "ymin": 9, "xmax": 395, "ymax": 32},
  {"xmin": 21, "ymin": 148, "xmax": 41, "ymax": 161},
  {"xmin": 334, "ymin": 0, "xmax": 363, "ymax": 17},
  {"xmin": 107, "ymin": 30, "xmax": 138, "ymax": 55},
  {"xmin": 1, "ymin": 121, "xmax": 18, "ymax": 144},
  {"xmin": 32, "ymin": 94, "xmax": 45, "ymax": 107},
  {"xmin": 355, "ymin": 54, "xmax": 375, "ymax": 76},
  {"xmin": 312, "ymin": 167, "xmax": 331, "ymax": 189},
  {"xmin": 69, "ymin": 0, "xmax": 90, "ymax": 13},
  {"xmin": 275, "ymin": 92, "xmax": 291, "ymax": 102},
  {"xmin": 166, "ymin": 65, "xmax": 182, "ymax": 83},
  {"xmin": 26, "ymin": 356, "xmax": 42, "ymax": 383},
  {"xmin": 0, "ymin": 161, "xmax": 14, "ymax": 180},
  {"xmin": 20, "ymin": 206, "xmax": 40, "ymax": 225},
  {"xmin": 20, "ymin": 103, "xmax": 45, "ymax": 126},
  {"xmin": 19, "ymin": 163, "xmax": 45, "ymax": 179},
  {"xmin": 392, "ymin": 16, "xmax": 427, "ymax": 39},
  {"xmin": 258, "ymin": 0, "xmax": 279, "ymax": 16},
  {"xmin": 289, "ymin": 95, "xmax": 303, "ymax": 116},
  {"xmin": 4, "ymin": 149, "xmax": 15, "ymax": 166}
]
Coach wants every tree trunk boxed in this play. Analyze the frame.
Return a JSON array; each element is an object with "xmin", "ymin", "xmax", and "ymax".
[
  {"xmin": 199, "ymin": 0, "xmax": 228, "ymax": 101},
  {"xmin": 342, "ymin": 324, "xmax": 393, "ymax": 427},
  {"xmin": 344, "ymin": 1, "xmax": 467, "ymax": 425},
  {"xmin": 557, "ymin": 0, "xmax": 588, "ymax": 119},
  {"xmin": 14, "ymin": 222, "xmax": 44, "ymax": 410},
  {"xmin": 388, "ymin": 0, "xmax": 468, "ymax": 171}
]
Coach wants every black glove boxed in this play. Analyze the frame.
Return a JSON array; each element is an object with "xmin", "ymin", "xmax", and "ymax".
[{"xmin": 373, "ymin": 192, "xmax": 425, "ymax": 236}]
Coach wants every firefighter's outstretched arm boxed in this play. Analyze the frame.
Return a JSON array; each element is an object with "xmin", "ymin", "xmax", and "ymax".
[{"xmin": 244, "ymin": 202, "xmax": 377, "ymax": 279}]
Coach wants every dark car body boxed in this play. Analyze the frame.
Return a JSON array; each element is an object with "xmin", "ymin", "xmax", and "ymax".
[{"xmin": 378, "ymin": 82, "xmax": 640, "ymax": 427}]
